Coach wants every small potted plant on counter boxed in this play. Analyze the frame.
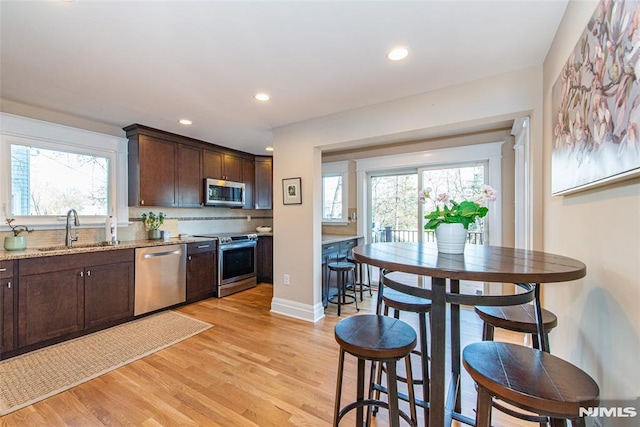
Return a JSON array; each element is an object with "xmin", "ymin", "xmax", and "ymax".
[
  {"xmin": 141, "ymin": 211, "xmax": 165, "ymax": 240},
  {"xmin": 4, "ymin": 218, "xmax": 33, "ymax": 251}
]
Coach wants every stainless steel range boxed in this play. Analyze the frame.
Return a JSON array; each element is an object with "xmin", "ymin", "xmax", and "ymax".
[{"xmin": 194, "ymin": 233, "xmax": 257, "ymax": 297}]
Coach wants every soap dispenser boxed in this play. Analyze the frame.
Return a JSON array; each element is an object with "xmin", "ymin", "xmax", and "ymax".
[{"xmin": 105, "ymin": 215, "xmax": 117, "ymax": 243}]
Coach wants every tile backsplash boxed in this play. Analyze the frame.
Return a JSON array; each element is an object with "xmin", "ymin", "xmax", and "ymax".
[{"xmin": 1, "ymin": 207, "xmax": 273, "ymax": 249}]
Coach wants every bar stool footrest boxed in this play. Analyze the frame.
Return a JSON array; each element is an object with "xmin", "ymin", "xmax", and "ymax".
[
  {"xmin": 492, "ymin": 399, "xmax": 550, "ymax": 423},
  {"xmin": 338, "ymin": 398, "xmax": 415, "ymax": 426},
  {"xmin": 327, "ymin": 294, "xmax": 358, "ymax": 305},
  {"xmin": 371, "ymin": 383, "xmax": 429, "ymax": 410},
  {"xmin": 377, "ymin": 356, "xmax": 429, "ymax": 386}
]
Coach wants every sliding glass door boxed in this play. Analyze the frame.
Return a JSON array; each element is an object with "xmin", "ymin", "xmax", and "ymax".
[
  {"xmin": 367, "ymin": 162, "xmax": 489, "ymax": 245},
  {"xmin": 369, "ymin": 172, "xmax": 418, "ymax": 243},
  {"xmin": 419, "ymin": 162, "xmax": 488, "ymax": 245},
  {"xmin": 367, "ymin": 163, "xmax": 490, "ymax": 293}
]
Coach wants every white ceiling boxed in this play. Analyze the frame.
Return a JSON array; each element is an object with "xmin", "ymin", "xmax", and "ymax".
[{"xmin": 0, "ymin": 0, "xmax": 567, "ymax": 154}]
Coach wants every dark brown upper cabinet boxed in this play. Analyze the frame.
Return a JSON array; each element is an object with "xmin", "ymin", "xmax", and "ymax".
[
  {"xmin": 254, "ymin": 156, "xmax": 273, "ymax": 209},
  {"xmin": 125, "ymin": 124, "xmax": 271, "ymax": 210},
  {"xmin": 177, "ymin": 144, "xmax": 203, "ymax": 207},
  {"xmin": 130, "ymin": 133, "xmax": 177, "ymax": 207},
  {"xmin": 203, "ymin": 150, "xmax": 243, "ymax": 182}
]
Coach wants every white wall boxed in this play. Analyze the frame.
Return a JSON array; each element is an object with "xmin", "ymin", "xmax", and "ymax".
[
  {"xmin": 271, "ymin": 66, "xmax": 544, "ymax": 321},
  {"xmin": 543, "ymin": 0, "xmax": 639, "ymax": 402}
]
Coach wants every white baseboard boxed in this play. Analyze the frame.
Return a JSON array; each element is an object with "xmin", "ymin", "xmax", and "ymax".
[{"xmin": 270, "ymin": 297, "xmax": 325, "ymax": 323}]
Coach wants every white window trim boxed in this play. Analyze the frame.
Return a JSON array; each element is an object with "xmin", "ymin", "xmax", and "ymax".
[
  {"xmin": 322, "ymin": 160, "xmax": 349, "ymax": 224},
  {"xmin": 0, "ymin": 113, "xmax": 128, "ymax": 229}
]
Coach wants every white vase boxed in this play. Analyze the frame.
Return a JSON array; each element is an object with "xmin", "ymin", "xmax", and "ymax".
[{"xmin": 435, "ymin": 223, "xmax": 467, "ymax": 254}]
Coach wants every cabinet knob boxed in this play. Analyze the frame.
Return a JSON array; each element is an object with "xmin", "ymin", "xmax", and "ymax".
[
  {"xmin": 188, "ymin": 255, "xmax": 192, "ymax": 261},
  {"xmin": 7, "ymin": 281, "xmax": 11, "ymax": 289},
  {"xmin": 141, "ymin": 200, "xmax": 145, "ymax": 205},
  {"xmin": 80, "ymin": 271, "xmax": 84, "ymax": 277},
  {"xmin": 87, "ymin": 270, "xmax": 91, "ymax": 277}
]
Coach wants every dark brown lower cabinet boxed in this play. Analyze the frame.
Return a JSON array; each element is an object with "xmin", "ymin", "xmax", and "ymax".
[
  {"xmin": 257, "ymin": 236, "xmax": 273, "ymax": 283},
  {"xmin": 1, "ymin": 260, "xmax": 16, "ymax": 355},
  {"xmin": 186, "ymin": 241, "xmax": 217, "ymax": 302},
  {"xmin": 16, "ymin": 249, "xmax": 135, "ymax": 350},
  {"xmin": 84, "ymin": 261, "xmax": 134, "ymax": 329},
  {"xmin": 18, "ymin": 269, "xmax": 84, "ymax": 347}
]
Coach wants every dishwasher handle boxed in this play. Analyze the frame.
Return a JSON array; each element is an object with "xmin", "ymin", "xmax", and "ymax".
[{"xmin": 143, "ymin": 249, "xmax": 182, "ymax": 259}]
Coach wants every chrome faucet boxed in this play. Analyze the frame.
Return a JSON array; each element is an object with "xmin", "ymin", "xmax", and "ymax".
[{"xmin": 65, "ymin": 208, "xmax": 80, "ymax": 247}]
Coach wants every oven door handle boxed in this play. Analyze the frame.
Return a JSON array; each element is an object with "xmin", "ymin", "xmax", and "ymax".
[{"xmin": 219, "ymin": 241, "xmax": 257, "ymax": 251}]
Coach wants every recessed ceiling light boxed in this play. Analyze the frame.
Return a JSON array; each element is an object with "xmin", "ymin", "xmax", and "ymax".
[
  {"xmin": 387, "ymin": 46, "xmax": 409, "ymax": 61},
  {"xmin": 266, "ymin": 147, "xmax": 274, "ymax": 152},
  {"xmin": 255, "ymin": 93, "xmax": 270, "ymax": 102},
  {"xmin": 179, "ymin": 119, "xmax": 192, "ymax": 125}
]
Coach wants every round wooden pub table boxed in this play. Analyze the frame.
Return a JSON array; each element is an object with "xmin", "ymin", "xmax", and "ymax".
[{"xmin": 352, "ymin": 242, "xmax": 586, "ymax": 427}]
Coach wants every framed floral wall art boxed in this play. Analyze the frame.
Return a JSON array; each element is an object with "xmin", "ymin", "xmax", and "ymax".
[{"xmin": 552, "ymin": 0, "xmax": 640, "ymax": 195}]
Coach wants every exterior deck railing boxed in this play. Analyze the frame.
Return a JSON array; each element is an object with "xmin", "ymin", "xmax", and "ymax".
[{"xmin": 371, "ymin": 227, "xmax": 484, "ymax": 245}]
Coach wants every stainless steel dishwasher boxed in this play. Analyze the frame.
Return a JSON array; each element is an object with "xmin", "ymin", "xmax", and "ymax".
[{"xmin": 134, "ymin": 244, "xmax": 186, "ymax": 315}]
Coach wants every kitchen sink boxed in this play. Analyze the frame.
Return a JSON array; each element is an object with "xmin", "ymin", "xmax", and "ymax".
[{"xmin": 37, "ymin": 241, "xmax": 120, "ymax": 251}]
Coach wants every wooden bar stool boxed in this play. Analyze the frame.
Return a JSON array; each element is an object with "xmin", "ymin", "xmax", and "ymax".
[
  {"xmin": 334, "ymin": 315, "xmax": 418, "ymax": 427},
  {"xmin": 463, "ymin": 341, "xmax": 600, "ymax": 427},
  {"xmin": 371, "ymin": 287, "xmax": 431, "ymax": 422},
  {"xmin": 327, "ymin": 261, "xmax": 358, "ymax": 316},
  {"xmin": 475, "ymin": 304, "xmax": 559, "ymax": 423},
  {"xmin": 346, "ymin": 255, "xmax": 372, "ymax": 301},
  {"xmin": 475, "ymin": 304, "xmax": 558, "ymax": 350}
]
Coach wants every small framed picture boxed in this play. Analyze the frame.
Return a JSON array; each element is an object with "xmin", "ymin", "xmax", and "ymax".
[{"xmin": 282, "ymin": 177, "xmax": 302, "ymax": 205}]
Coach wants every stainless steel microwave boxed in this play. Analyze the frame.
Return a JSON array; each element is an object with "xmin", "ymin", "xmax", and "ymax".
[{"xmin": 204, "ymin": 178, "xmax": 245, "ymax": 207}]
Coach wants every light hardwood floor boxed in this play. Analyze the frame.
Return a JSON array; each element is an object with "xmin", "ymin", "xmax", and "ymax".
[{"xmin": 1, "ymin": 284, "xmax": 538, "ymax": 426}]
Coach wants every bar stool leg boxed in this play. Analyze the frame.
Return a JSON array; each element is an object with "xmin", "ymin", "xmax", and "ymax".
[
  {"xmin": 370, "ymin": 305, "xmax": 392, "ymax": 415},
  {"xmin": 386, "ymin": 361, "xmax": 401, "ymax": 427},
  {"xmin": 366, "ymin": 360, "xmax": 377, "ymax": 424},
  {"xmin": 475, "ymin": 386, "xmax": 493, "ymax": 427},
  {"xmin": 358, "ymin": 262, "xmax": 364, "ymax": 301},
  {"xmin": 346, "ymin": 269, "xmax": 359, "ymax": 312},
  {"xmin": 333, "ymin": 349, "xmax": 346, "ymax": 426},
  {"xmin": 418, "ymin": 311, "xmax": 430, "ymax": 420},
  {"xmin": 336, "ymin": 270, "xmax": 342, "ymax": 316},
  {"xmin": 482, "ymin": 322, "xmax": 495, "ymax": 341},
  {"xmin": 356, "ymin": 357, "xmax": 366, "ymax": 426},
  {"xmin": 404, "ymin": 354, "xmax": 417, "ymax": 426}
]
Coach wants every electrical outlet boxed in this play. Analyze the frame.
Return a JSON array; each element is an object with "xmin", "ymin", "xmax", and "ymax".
[{"xmin": 283, "ymin": 274, "xmax": 290, "ymax": 285}]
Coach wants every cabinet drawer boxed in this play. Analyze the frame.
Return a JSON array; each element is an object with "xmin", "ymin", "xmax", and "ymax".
[
  {"xmin": 322, "ymin": 244, "xmax": 339, "ymax": 257},
  {"xmin": 19, "ymin": 249, "xmax": 135, "ymax": 275},
  {"xmin": 187, "ymin": 241, "xmax": 217, "ymax": 255},
  {"xmin": 340, "ymin": 239, "xmax": 358, "ymax": 251},
  {"xmin": 0, "ymin": 261, "xmax": 13, "ymax": 279},
  {"xmin": 338, "ymin": 239, "xmax": 358, "ymax": 258}
]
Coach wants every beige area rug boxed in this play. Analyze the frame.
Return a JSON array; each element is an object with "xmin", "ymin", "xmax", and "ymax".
[{"xmin": 0, "ymin": 310, "xmax": 212, "ymax": 416}]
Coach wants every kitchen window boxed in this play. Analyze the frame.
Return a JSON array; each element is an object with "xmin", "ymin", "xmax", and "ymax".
[
  {"xmin": 11, "ymin": 145, "xmax": 109, "ymax": 216},
  {"xmin": 0, "ymin": 113, "xmax": 128, "ymax": 228},
  {"xmin": 322, "ymin": 161, "xmax": 349, "ymax": 223}
]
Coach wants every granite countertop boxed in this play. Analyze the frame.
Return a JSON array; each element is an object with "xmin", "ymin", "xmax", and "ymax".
[
  {"xmin": 0, "ymin": 237, "xmax": 215, "ymax": 261},
  {"xmin": 322, "ymin": 234, "xmax": 363, "ymax": 245},
  {"xmin": 0, "ymin": 230, "xmax": 278, "ymax": 261}
]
